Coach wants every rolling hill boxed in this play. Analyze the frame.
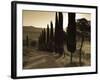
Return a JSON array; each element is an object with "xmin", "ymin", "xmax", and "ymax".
[{"xmin": 23, "ymin": 26, "xmax": 43, "ymax": 41}]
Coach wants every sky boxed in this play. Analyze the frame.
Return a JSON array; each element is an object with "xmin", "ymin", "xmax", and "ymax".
[{"xmin": 23, "ymin": 10, "xmax": 91, "ymax": 30}]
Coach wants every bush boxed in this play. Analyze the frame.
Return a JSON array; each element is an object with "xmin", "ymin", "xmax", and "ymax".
[{"xmin": 30, "ymin": 40, "xmax": 37, "ymax": 47}]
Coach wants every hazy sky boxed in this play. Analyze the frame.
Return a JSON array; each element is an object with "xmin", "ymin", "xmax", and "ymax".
[{"xmin": 23, "ymin": 10, "xmax": 91, "ymax": 30}]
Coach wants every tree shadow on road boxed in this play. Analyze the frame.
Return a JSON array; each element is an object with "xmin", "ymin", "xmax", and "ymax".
[{"xmin": 64, "ymin": 61, "xmax": 85, "ymax": 67}]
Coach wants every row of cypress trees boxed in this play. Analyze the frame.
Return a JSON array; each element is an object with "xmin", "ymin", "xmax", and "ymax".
[
  {"xmin": 38, "ymin": 28, "xmax": 46, "ymax": 51},
  {"xmin": 38, "ymin": 21, "xmax": 54, "ymax": 52},
  {"xmin": 38, "ymin": 12, "xmax": 64, "ymax": 54},
  {"xmin": 38, "ymin": 12, "xmax": 76, "ymax": 64}
]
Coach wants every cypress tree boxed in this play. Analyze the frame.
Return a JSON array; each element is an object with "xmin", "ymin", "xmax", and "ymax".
[
  {"xmin": 58, "ymin": 12, "xmax": 64, "ymax": 55},
  {"xmin": 43, "ymin": 28, "xmax": 46, "ymax": 50},
  {"xmin": 38, "ymin": 33, "xmax": 42, "ymax": 50},
  {"xmin": 49, "ymin": 21, "xmax": 54, "ymax": 52},
  {"xmin": 47, "ymin": 24, "xmax": 50, "ymax": 51},
  {"xmin": 66, "ymin": 13, "xmax": 76, "ymax": 64},
  {"xmin": 50, "ymin": 21, "xmax": 53, "ymax": 40},
  {"xmin": 58, "ymin": 12, "xmax": 63, "ymax": 30},
  {"xmin": 41, "ymin": 30, "xmax": 44, "ymax": 50},
  {"xmin": 55, "ymin": 12, "xmax": 59, "ymax": 53}
]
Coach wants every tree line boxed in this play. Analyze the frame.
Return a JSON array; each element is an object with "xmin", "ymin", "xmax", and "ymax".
[
  {"xmin": 38, "ymin": 12, "xmax": 64, "ymax": 53},
  {"xmin": 38, "ymin": 12, "xmax": 76, "ymax": 63}
]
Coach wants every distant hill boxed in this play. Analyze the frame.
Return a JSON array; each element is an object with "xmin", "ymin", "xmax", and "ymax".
[
  {"xmin": 23, "ymin": 26, "xmax": 43, "ymax": 41},
  {"xmin": 23, "ymin": 26, "xmax": 42, "ymax": 33}
]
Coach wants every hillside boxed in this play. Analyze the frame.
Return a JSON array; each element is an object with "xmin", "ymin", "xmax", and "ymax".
[{"xmin": 23, "ymin": 26, "xmax": 42, "ymax": 41}]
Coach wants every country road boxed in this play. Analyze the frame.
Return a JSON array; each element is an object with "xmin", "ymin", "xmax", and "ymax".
[{"xmin": 23, "ymin": 46, "xmax": 90, "ymax": 69}]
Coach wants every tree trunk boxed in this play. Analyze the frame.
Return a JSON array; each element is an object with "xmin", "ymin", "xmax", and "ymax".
[
  {"xmin": 26, "ymin": 35, "xmax": 29, "ymax": 47},
  {"xmin": 79, "ymin": 34, "xmax": 84, "ymax": 66},
  {"xmin": 70, "ymin": 52, "xmax": 73, "ymax": 64}
]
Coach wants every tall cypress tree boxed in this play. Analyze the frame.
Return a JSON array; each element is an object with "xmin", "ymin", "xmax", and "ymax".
[
  {"xmin": 66, "ymin": 13, "xmax": 76, "ymax": 64},
  {"xmin": 58, "ymin": 12, "xmax": 64, "ymax": 55},
  {"xmin": 38, "ymin": 33, "xmax": 42, "ymax": 50},
  {"xmin": 47, "ymin": 24, "xmax": 50, "ymax": 51},
  {"xmin": 55, "ymin": 12, "xmax": 64, "ymax": 56},
  {"xmin": 49, "ymin": 21, "xmax": 54, "ymax": 52},
  {"xmin": 55, "ymin": 12, "xmax": 59, "ymax": 53},
  {"xmin": 50, "ymin": 21, "xmax": 53, "ymax": 40},
  {"xmin": 43, "ymin": 28, "xmax": 46, "ymax": 50}
]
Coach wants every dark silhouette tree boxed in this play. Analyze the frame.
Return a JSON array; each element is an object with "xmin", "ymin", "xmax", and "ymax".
[
  {"xmin": 41, "ymin": 30, "xmax": 44, "ymax": 50},
  {"xmin": 55, "ymin": 12, "xmax": 59, "ymax": 53},
  {"xmin": 47, "ymin": 24, "xmax": 50, "ymax": 51},
  {"xmin": 38, "ymin": 30, "xmax": 43, "ymax": 50},
  {"xmin": 55, "ymin": 12, "xmax": 64, "ymax": 57},
  {"xmin": 66, "ymin": 13, "xmax": 76, "ymax": 64},
  {"xmin": 58, "ymin": 12, "xmax": 64, "ymax": 56},
  {"xmin": 38, "ymin": 34, "xmax": 41, "ymax": 50},
  {"xmin": 43, "ymin": 28, "xmax": 46, "ymax": 50},
  {"xmin": 31, "ymin": 40, "xmax": 36, "ymax": 47},
  {"xmin": 76, "ymin": 18, "xmax": 90, "ymax": 65},
  {"xmin": 77, "ymin": 18, "xmax": 90, "ymax": 32},
  {"xmin": 49, "ymin": 21, "xmax": 54, "ymax": 52},
  {"xmin": 38, "ymin": 29, "xmax": 45, "ymax": 50},
  {"xmin": 26, "ymin": 35, "xmax": 29, "ymax": 47}
]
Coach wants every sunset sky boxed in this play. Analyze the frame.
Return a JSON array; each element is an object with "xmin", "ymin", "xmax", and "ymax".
[{"xmin": 23, "ymin": 10, "xmax": 91, "ymax": 30}]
